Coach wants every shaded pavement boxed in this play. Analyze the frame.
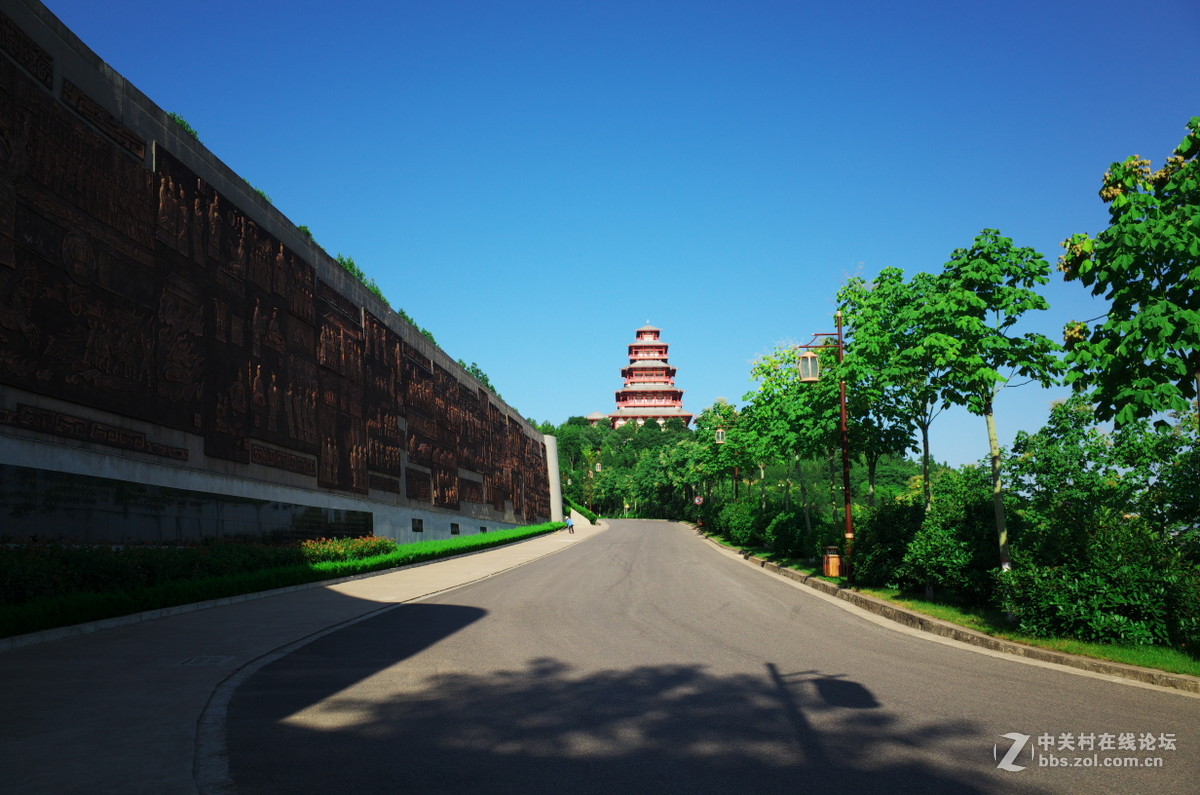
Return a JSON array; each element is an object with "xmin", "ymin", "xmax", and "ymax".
[{"xmin": 0, "ymin": 515, "xmax": 602, "ymax": 794}]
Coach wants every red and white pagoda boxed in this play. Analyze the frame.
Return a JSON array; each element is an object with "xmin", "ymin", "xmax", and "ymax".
[{"xmin": 608, "ymin": 325, "xmax": 693, "ymax": 428}]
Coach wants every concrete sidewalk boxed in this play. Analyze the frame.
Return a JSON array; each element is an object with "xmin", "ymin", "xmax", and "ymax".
[{"xmin": 0, "ymin": 515, "xmax": 604, "ymax": 795}]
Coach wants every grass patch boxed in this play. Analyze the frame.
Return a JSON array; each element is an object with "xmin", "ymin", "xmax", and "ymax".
[
  {"xmin": 699, "ymin": 530, "xmax": 1200, "ymax": 679},
  {"xmin": 0, "ymin": 522, "xmax": 563, "ymax": 639},
  {"xmin": 699, "ymin": 531, "xmax": 841, "ymax": 584},
  {"xmin": 855, "ymin": 586, "xmax": 1200, "ymax": 678}
]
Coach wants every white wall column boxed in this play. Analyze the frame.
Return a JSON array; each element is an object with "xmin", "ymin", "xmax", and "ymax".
[{"xmin": 543, "ymin": 434, "xmax": 563, "ymax": 522}]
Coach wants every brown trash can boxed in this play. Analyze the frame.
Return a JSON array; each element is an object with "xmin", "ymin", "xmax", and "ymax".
[{"xmin": 823, "ymin": 546, "xmax": 841, "ymax": 577}]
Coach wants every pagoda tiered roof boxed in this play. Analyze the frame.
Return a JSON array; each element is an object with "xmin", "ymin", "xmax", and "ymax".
[
  {"xmin": 615, "ymin": 383, "xmax": 685, "ymax": 393},
  {"xmin": 609, "ymin": 406, "xmax": 693, "ymax": 419},
  {"xmin": 606, "ymin": 323, "xmax": 692, "ymax": 427}
]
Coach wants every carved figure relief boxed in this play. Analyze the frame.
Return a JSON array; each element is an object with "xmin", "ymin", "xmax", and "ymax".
[{"xmin": 156, "ymin": 276, "xmax": 204, "ymax": 404}]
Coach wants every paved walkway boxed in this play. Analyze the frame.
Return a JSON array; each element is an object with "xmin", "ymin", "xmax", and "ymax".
[{"xmin": 0, "ymin": 514, "xmax": 603, "ymax": 795}]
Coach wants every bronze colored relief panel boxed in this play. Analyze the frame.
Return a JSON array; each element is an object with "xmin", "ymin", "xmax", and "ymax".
[
  {"xmin": 405, "ymin": 468, "xmax": 432, "ymax": 504},
  {"xmin": 0, "ymin": 36, "xmax": 552, "ymax": 517}
]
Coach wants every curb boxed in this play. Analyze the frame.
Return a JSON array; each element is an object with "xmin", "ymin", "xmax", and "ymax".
[{"xmin": 696, "ymin": 531, "xmax": 1200, "ymax": 696}]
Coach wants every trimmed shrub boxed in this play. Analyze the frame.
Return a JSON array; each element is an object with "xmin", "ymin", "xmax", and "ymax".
[
  {"xmin": 566, "ymin": 499, "xmax": 598, "ymax": 523},
  {"xmin": 803, "ymin": 520, "xmax": 843, "ymax": 562},
  {"xmin": 718, "ymin": 502, "xmax": 761, "ymax": 547},
  {"xmin": 300, "ymin": 536, "xmax": 398, "ymax": 563},
  {"xmin": 996, "ymin": 517, "xmax": 1200, "ymax": 648},
  {"xmin": 894, "ymin": 466, "xmax": 1012, "ymax": 602},
  {"xmin": 1, "ymin": 523, "xmax": 563, "ymax": 638},
  {"xmin": 852, "ymin": 500, "xmax": 924, "ymax": 587},
  {"xmin": 764, "ymin": 511, "xmax": 802, "ymax": 555}
]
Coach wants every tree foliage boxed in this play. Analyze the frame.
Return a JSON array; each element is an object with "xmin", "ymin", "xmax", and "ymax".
[
  {"xmin": 536, "ymin": 128, "xmax": 1200, "ymax": 650},
  {"xmin": 1060, "ymin": 116, "xmax": 1200, "ymax": 426},
  {"xmin": 926, "ymin": 229, "xmax": 1062, "ymax": 568},
  {"xmin": 334, "ymin": 253, "xmax": 392, "ymax": 310},
  {"xmin": 931, "ymin": 230, "xmax": 1062, "ymax": 416},
  {"xmin": 894, "ymin": 465, "xmax": 1010, "ymax": 602},
  {"xmin": 838, "ymin": 270, "xmax": 937, "ymax": 506}
]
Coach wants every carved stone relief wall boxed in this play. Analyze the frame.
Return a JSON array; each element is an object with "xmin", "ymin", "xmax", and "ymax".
[{"xmin": 0, "ymin": 6, "xmax": 551, "ymax": 533}]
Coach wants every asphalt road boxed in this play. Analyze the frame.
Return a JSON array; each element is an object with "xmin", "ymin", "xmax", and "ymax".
[{"xmin": 227, "ymin": 520, "xmax": 1200, "ymax": 794}]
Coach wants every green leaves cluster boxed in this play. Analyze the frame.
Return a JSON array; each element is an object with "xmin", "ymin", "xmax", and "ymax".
[
  {"xmin": 1060, "ymin": 116, "xmax": 1200, "ymax": 426},
  {"xmin": 167, "ymin": 111, "xmax": 201, "ymax": 142},
  {"xmin": 334, "ymin": 253, "xmax": 388, "ymax": 306},
  {"xmin": 458, "ymin": 360, "xmax": 501, "ymax": 397},
  {"xmin": 995, "ymin": 515, "xmax": 1200, "ymax": 648},
  {"xmin": 540, "ymin": 117, "xmax": 1200, "ymax": 653},
  {"xmin": 847, "ymin": 399, "xmax": 1200, "ymax": 648}
]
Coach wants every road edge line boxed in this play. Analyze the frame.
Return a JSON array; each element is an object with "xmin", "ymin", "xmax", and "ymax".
[{"xmin": 693, "ymin": 528, "xmax": 1200, "ymax": 697}]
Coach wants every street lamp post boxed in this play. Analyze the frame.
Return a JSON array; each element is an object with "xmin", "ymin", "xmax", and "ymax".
[
  {"xmin": 583, "ymin": 453, "xmax": 601, "ymax": 514},
  {"xmin": 714, "ymin": 427, "xmax": 740, "ymax": 500},
  {"xmin": 797, "ymin": 310, "xmax": 854, "ymax": 578}
]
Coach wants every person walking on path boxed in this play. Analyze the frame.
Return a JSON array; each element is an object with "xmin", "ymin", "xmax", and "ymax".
[{"xmin": 566, "ymin": 515, "xmax": 575, "ymax": 534}]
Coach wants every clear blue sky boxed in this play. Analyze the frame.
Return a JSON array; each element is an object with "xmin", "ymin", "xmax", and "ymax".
[{"xmin": 41, "ymin": 0, "xmax": 1200, "ymax": 466}]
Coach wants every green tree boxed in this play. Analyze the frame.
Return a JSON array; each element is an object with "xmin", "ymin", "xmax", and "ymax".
[
  {"xmin": 895, "ymin": 465, "xmax": 1007, "ymax": 601},
  {"xmin": 995, "ymin": 400, "xmax": 1200, "ymax": 648},
  {"xmin": 693, "ymin": 399, "xmax": 748, "ymax": 500},
  {"xmin": 929, "ymin": 229, "xmax": 1062, "ymax": 569},
  {"xmin": 744, "ymin": 346, "xmax": 843, "ymax": 535},
  {"xmin": 1109, "ymin": 408, "xmax": 1200, "ymax": 537},
  {"xmin": 1007, "ymin": 397, "xmax": 1200, "ymax": 564},
  {"xmin": 1005, "ymin": 396, "xmax": 1138, "ymax": 568},
  {"xmin": 1060, "ymin": 116, "xmax": 1200, "ymax": 427},
  {"xmin": 839, "ymin": 268, "xmax": 948, "ymax": 510},
  {"xmin": 652, "ymin": 436, "xmax": 709, "ymax": 519},
  {"xmin": 623, "ymin": 432, "xmax": 706, "ymax": 519},
  {"xmin": 335, "ymin": 253, "xmax": 391, "ymax": 309}
]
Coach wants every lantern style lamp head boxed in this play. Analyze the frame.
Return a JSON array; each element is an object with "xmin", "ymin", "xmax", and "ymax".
[
  {"xmin": 714, "ymin": 427, "xmax": 727, "ymax": 444},
  {"xmin": 798, "ymin": 351, "xmax": 820, "ymax": 383},
  {"xmin": 595, "ymin": 462, "xmax": 602, "ymax": 472}
]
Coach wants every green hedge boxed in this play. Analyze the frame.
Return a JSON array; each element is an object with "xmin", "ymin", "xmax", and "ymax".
[
  {"xmin": 0, "ymin": 523, "xmax": 563, "ymax": 639},
  {"xmin": 995, "ymin": 520, "xmax": 1200, "ymax": 648},
  {"xmin": 566, "ymin": 498, "xmax": 598, "ymax": 523}
]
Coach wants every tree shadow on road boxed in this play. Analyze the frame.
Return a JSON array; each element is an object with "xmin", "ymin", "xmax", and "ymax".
[{"xmin": 230, "ymin": 617, "xmax": 1007, "ymax": 794}]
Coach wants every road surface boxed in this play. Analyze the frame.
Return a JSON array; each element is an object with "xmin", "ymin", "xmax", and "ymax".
[{"xmin": 227, "ymin": 519, "xmax": 1200, "ymax": 793}]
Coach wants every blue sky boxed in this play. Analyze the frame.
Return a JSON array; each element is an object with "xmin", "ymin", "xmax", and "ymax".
[{"xmin": 41, "ymin": 0, "xmax": 1200, "ymax": 466}]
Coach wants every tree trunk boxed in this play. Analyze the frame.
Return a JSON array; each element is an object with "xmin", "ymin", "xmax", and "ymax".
[
  {"xmin": 867, "ymin": 452, "xmax": 878, "ymax": 509},
  {"xmin": 919, "ymin": 420, "xmax": 932, "ymax": 513},
  {"xmin": 798, "ymin": 461, "xmax": 813, "ymax": 539},
  {"xmin": 985, "ymin": 402, "xmax": 1011, "ymax": 571},
  {"xmin": 759, "ymin": 463, "xmax": 767, "ymax": 511},
  {"xmin": 828, "ymin": 449, "xmax": 838, "ymax": 515}
]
